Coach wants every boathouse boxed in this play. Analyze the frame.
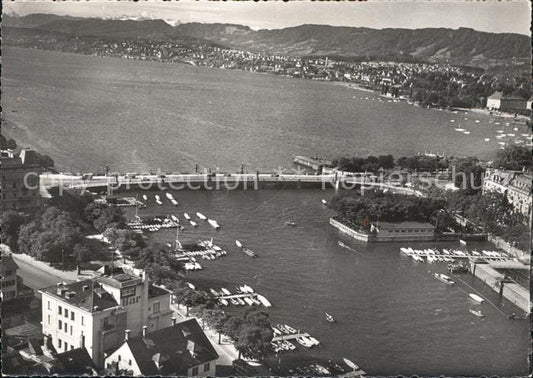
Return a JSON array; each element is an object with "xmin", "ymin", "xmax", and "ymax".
[{"xmin": 371, "ymin": 221, "xmax": 435, "ymax": 242}]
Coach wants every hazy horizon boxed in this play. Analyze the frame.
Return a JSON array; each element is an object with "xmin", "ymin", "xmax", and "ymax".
[{"xmin": 4, "ymin": 0, "xmax": 531, "ymax": 36}]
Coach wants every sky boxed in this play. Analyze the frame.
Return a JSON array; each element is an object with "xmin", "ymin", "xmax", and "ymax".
[{"xmin": 4, "ymin": 0, "xmax": 532, "ymax": 35}]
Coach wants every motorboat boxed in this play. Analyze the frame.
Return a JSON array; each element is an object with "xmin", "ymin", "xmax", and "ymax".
[
  {"xmin": 209, "ymin": 288, "xmax": 219, "ymax": 296},
  {"xmin": 285, "ymin": 221, "xmax": 297, "ymax": 226},
  {"xmin": 171, "ymin": 215, "xmax": 179, "ymax": 222},
  {"xmin": 343, "ymin": 358, "xmax": 360, "ymax": 371},
  {"xmin": 155, "ymin": 195, "xmax": 161, "ymax": 201},
  {"xmin": 276, "ymin": 324, "xmax": 289, "ymax": 334},
  {"xmin": 256, "ymin": 294, "xmax": 272, "ymax": 307},
  {"xmin": 230, "ymin": 298, "xmax": 240, "ymax": 306},
  {"xmin": 284, "ymin": 324, "xmax": 297, "ymax": 334},
  {"xmin": 325, "ymin": 312, "xmax": 335, "ymax": 323},
  {"xmin": 189, "ymin": 220, "xmax": 197, "ymax": 227},
  {"xmin": 307, "ymin": 336, "xmax": 320, "ymax": 346},
  {"xmin": 243, "ymin": 297, "xmax": 254, "ymax": 306},
  {"xmin": 243, "ymin": 248, "xmax": 257, "ymax": 258},
  {"xmin": 271, "ymin": 326, "xmax": 282, "ymax": 336},
  {"xmin": 469, "ymin": 293, "xmax": 485, "ymax": 303},
  {"xmin": 434, "ymin": 273, "xmax": 455, "ymax": 286},
  {"xmin": 219, "ymin": 298, "xmax": 229, "ymax": 306},
  {"xmin": 165, "ymin": 193, "xmax": 173, "ymax": 200},
  {"xmin": 184, "ymin": 213, "xmax": 191, "ymax": 220},
  {"xmin": 171, "ymin": 199, "xmax": 178, "ymax": 206},
  {"xmin": 142, "ymin": 194, "xmax": 148, "ymax": 201},
  {"xmin": 196, "ymin": 212, "xmax": 207, "ymax": 220},
  {"xmin": 296, "ymin": 337, "xmax": 314, "ymax": 348},
  {"xmin": 208, "ymin": 219, "xmax": 220, "ymax": 230},
  {"xmin": 321, "ymin": 199, "xmax": 327, "ymax": 205},
  {"xmin": 220, "ymin": 288, "xmax": 231, "ymax": 296},
  {"xmin": 242, "ymin": 284, "xmax": 254, "ymax": 293},
  {"xmin": 185, "ymin": 282, "xmax": 195, "ymax": 290},
  {"xmin": 236, "ymin": 298, "xmax": 246, "ymax": 306},
  {"xmin": 235, "ymin": 240, "xmax": 243, "ymax": 248},
  {"xmin": 469, "ymin": 309, "xmax": 484, "ymax": 317}
]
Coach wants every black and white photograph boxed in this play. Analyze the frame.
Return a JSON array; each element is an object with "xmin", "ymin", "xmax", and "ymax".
[{"xmin": 1, "ymin": 0, "xmax": 531, "ymax": 376}]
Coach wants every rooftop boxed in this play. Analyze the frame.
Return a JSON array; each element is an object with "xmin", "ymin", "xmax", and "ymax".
[
  {"xmin": 54, "ymin": 347, "xmax": 96, "ymax": 376},
  {"xmin": 1, "ymin": 253, "xmax": 20, "ymax": 273},
  {"xmin": 376, "ymin": 221, "xmax": 435, "ymax": 230},
  {"xmin": 40, "ymin": 280, "xmax": 119, "ymax": 313},
  {"xmin": 118, "ymin": 318, "xmax": 218, "ymax": 376},
  {"xmin": 148, "ymin": 284, "xmax": 172, "ymax": 299}
]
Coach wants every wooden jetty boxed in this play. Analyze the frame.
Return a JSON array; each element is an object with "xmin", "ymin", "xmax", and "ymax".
[{"xmin": 272, "ymin": 332, "xmax": 310, "ymax": 342}]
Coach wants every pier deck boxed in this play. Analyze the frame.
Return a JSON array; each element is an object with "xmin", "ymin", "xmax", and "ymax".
[{"xmin": 272, "ymin": 332, "xmax": 310, "ymax": 342}]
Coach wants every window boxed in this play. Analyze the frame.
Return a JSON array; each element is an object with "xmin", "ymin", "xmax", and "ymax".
[
  {"xmin": 48, "ymin": 301, "xmax": 51, "ymax": 310},
  {"xmin": 203, "ymin": 363, "xmax": 210, "ymax": 372},
  {"xmin": 58, "ymin": 305, "xmax": 62, "ymax": 314},
  {"xmin": 71, "ymin": 345, "xmax": 74, "ymax": 351},
  {"xmin": 64, "ymin": 322, "xmax": 68, "ymax": 332},
  {"xmin": 191, "ymin": 367, "xmax": 198, "ymax": 376},
  {"xmin": 58, "ymin": 320, "xmax": 62, "ymax": 329},
  {"xmin": 81, "ymin": 316, "xmax": 84, "ymax": 326},
  {"xmin": 121, "ymin": 286, "xmax": 136, "ymax": 298},
  {"xmin": 48, "ymin": 315, "xmax": 50, "ymax": 325},
  {"xmin": 58, "ymin": 339, "xmax": 62, "ymax": 348},
  {"xmin": 153, "ymin": 302, "xmax": 160, "ymax": 314},
  {"xmin": 118, "ymin": 355, "xmax": 121, "ymax": 362},
  {"xmin": 70, "ymin": 325, "xmax": 73, "ymax": 335},
  {"xmin": 71, "ymin": 312, "xmax": 75, "ymax": 321},
  {"xmin": 65, "ymin": 309, "xmax": 69, "ymax": 318},
  {"xmin": 129, "ymin": 359, "xmax": 132, "ymax": 366}
]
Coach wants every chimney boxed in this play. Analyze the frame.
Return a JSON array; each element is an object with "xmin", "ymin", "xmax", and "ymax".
[
  {"xmin": 142, "ymin": 325, "xmax": 147, "ymax": 337},
  {"xmin": 124, "ymin": 329, "xmax": 131, "ymax": 341},
  {"xmin": 171, "ymin": 317, "xmax": 177, "ymax": 326}
]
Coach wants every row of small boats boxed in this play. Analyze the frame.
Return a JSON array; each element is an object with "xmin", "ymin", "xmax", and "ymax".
[
  {"xmin": 208, "ymin": 286, "xmax": 272, "ymax": 307},
  {"xmin": 400, "ymin": 247, "xmax": 510, "ymax": 263}
]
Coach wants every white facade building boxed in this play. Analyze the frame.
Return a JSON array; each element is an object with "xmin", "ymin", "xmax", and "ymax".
[{"xmin": 39, "ymin": 266, "xmax": 173, "ymax": 368}]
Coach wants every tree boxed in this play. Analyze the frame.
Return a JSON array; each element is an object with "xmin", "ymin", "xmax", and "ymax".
[
  {"xmin": 17, "ymin": 207, "xmax": 85, "ymax": 264},
  {"xmin": 84, "ymin": 203, "xmax": 126, "ymax": 232},
  {"xmin": 453, "ymin": 157, "xmax": 485, "ymax": 193},
  {"xmin": 493, "ymin": 145, "xmax": 533, "ymax": 171},
  {"xmin": 223, "ymin": 308, "xmax": 273, "ymax": 360},
  {"xmin": 202, "ymin": 308, "xmax": 228, "ymax": 344},
  {"xmin": 0, "ymin": 211, "xmax": 25, "ymax": 250},
  {"xmin": 104, "ymin": 227, "xmax": 145, "ymax": 258}
]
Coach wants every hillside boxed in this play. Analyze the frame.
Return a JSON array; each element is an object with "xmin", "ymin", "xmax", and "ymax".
[{"xmin": 4, "ymin": 14, "xmax": 531, "ymax": 68}]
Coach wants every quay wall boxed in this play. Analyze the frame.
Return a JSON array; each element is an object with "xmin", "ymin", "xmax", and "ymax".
[
  {"xmin": 470, "ymin": 263, "xmax": 529, "ymax": 313},
  {"xmin": 329, "ymin": 218, "xmax": 370, "ymax": 242}
]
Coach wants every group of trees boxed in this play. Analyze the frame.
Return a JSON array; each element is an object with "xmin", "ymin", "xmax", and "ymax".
[
  {"xmin": 332, "ymin": 154, "xmax": 451, "ymax": 173},
  {"xmin": 331, "ymin": 190, "xmax": 446, "ymax": 230},
  {"xmin": 332, "ymin": 155, "xmax": 394, "ymax": 172},
  {"xmin": 493, "ymin": 145, "xmax": 533, "ymax": 172},
  {"xmin": 452, "ymin": 157, "xmax": 485, "ymax": 193},
  {"xmin": 407, "ymin": 70, "xmax": 531, "ymax": 109},
  {"xmin": 15, "ymin": 207, "xmax": 91, "ymax": 265},
  {"xmin": 444, "ymin": 190, "xmax": 529, "ymax": 249},
  {"xmin": 172, "ymin": 281, "xmax": 273, "ymax": 360},
  {"xmin": 83, "ymin": 202, "xmax": 127, "ymax": 232},
  {"xmin": 396, "ymin": 155, "xmax": 450, "ymax": 172}
]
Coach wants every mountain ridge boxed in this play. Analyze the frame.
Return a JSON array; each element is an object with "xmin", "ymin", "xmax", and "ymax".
[{"xmin": 4, "ymin": 14, "xmax": 531, "ymax": 68}]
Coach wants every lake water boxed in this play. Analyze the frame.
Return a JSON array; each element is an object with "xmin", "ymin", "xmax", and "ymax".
[
  {"xmin": 2, "ymin": 47, "xmax": 529, "ymax": 174},
  {"xmin": 124, "ymin": 189, "xmax": 528, "ymax": 376},
  {"xmin": 2, "ymin": 47, "xmax": 529, "ymax": 375}
]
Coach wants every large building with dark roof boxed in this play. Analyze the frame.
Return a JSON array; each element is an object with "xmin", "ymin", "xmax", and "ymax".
[
  {"xmin": 39, "ymin": 266, "xmax": 173, "ymax": 368},
  {"xmin": 105, "ymin": 318, "xmax": 219, "ymax": 376}
]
